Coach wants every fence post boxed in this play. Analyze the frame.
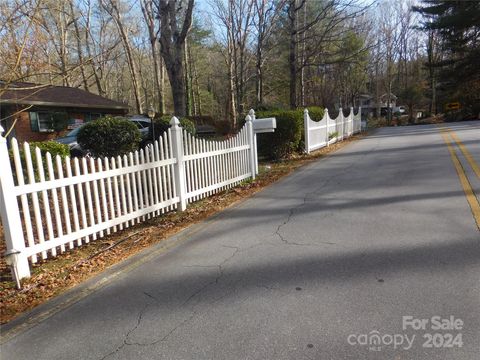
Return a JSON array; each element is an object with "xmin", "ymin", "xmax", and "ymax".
[
  {"xmin": 0, "ymin": 126, "xmax": 31, "ymax": 282},
  {"xmin": 358, "ymin": 106, "xmax": 362, "ymax": 132},
  {"xmin": 245, "ymin": 114, "xmax": 256, "ymax": 180},
  {"xmin": 248, "ymin": 109, "xmax": 258, "ymax": 175},
  {"xmin": 304, "ymin": 109, "xmax": 310, "ymax": 154},
  {"xmin": 338, "ymin": 108, "xmax": 344, "ymax": 140},
  {"xmin": 169, "ymin": 117, "xmax": 187, "ymax": 211},
  {"xmin": 325, "ymin": 109, "xmax": 330, "ymax": 147},
  {"xmin": 350, "ymin": 107, "xmax": 354, "ymax": 136}
]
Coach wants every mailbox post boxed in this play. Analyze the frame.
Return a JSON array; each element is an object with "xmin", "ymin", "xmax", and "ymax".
[{"xmin": 249, "ymin": 109, "xmax": 276, "ymax": 175}]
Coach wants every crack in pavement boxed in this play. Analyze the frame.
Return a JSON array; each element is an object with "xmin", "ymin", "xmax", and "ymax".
[
  {"xmin": 99, "ymin": 139, "xmax": 380, "ymax": 358},
  {"xmin": 99, "ymin": 300, "xmax": 152, "ymax": 360},
  {"xmin": 273, "ymin": 144, "xmax": 376, "ymax": 246},
  {"xmin": 98, "ymin": 246, "xmax": 245, "ymax": 354},
  {"xmin": 180, "ymin": 245, "xmax": 240, "ymax": 307}
]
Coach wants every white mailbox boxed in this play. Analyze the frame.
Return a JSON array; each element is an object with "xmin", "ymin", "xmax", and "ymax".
[{"xmin": 253, "ymin": 117, "xmax": 276, "ymax": 133}]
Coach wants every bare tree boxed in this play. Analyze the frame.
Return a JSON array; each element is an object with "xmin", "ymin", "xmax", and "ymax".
[
  {"xmin": 287, "ymin": 0, "xmax": 370, "ymax": 109},
  {"xmin": 211, "ymin": 0, "xmax": 254, "ymax": 126},
  {"xmin": 140, "ymin": 0, "xmax": 165, "ymax": 114},
  {"xmin": 156, "ymin": 0, "xmax": 194, "ymax": 117},
  {"xmin": 210, "ymin": 0, "xmax": 237, "ymax": 127},
  {"xmin": 68, "ymin": 0, "xmax": 89, "ymax": 91},
  {"xmin": 252, "ymin": 0, "xmax": 285, "ymax": 107},
  {"xmin": 101, "ymin": 0, "xmax": 143, "ymax": 113}
]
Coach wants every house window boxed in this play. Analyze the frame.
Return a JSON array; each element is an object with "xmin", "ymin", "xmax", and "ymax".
[
  {"xmin": 29, "ymin": 112, "xmax": 54, "ymax": 132},
  {"xmin": 29, "ymin": 111, "xmax": 68, "ymax": 132},
  {"xmin": 85, "ymin": 113, "xmax": 102, "ymax": 122},
  {"xmin": 37, "ymin": 112, "xmax": 54, "ymax": 132}
]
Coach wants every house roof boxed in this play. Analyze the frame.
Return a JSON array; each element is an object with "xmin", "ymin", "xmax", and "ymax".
[
  {"xmin": 380, "ymin": 93, "xmax": 397, "ymax": 100},
  {"xmin": 0, "ymin": 81, "xmax": 129, "ymax": 111}
]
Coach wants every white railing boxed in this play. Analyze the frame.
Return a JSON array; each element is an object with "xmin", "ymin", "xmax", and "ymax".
[
  {"xmin": 0, "ymin": 116, "xmax": 258, "ymax": 280},
  {"xmin": 304, "ymin": 107, "xmax": 361, "ymax": 154}
]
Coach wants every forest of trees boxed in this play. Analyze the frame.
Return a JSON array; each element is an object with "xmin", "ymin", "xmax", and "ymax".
[{"xmin": 1, "ymin": 0, "xmax": 478, "ymax": 128}]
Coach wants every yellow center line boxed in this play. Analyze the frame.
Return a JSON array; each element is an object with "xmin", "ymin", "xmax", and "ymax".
[
  {"xmin": 445, "ymin": 128, "xmax": 480, "ymax": 179},
  {"xmin": 438, "ymin": 128, "xmax": 480, "ymax": 231}
]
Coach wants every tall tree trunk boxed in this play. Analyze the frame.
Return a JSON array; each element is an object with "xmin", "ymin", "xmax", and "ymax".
[
  {"xmin": 137, "ymin": 53, "xmax": 149, "ymax": 109},
  {"xmin": 289, "ymin": 0, "xmax": 298, "ymax": 109},
  {"xmin": 255, "ymin": 41, "xmax": 263, "ymax": 107},
  {"xmin": 184, "ymin": 39, "xmax": 192, "ymax": 116},
  {"xmin": 158, "ymin": 0, "xmax": 194, "ymax": 118},
  {"xmin": 84, "ymin": 0, "xmax": 104, "ymax": 96},
  {"xmin": 159, "ymin": 58, "xmax": 165, "ymax": 114},
  {"xmin": 102, "ymin": 0, "xmax": 143, "ymax": 113},
  {"xmin": 69, "ymin": 0, "xmax": 89, "ymax": 91},
  {"xmin": 427, "ymin": 30, "xmax": 437, "ymax": 115},
  {"xmin": 121, "ymin": 34, "xmax": 143, "ymax": 114},
  {"xmin": 300, "ymin": 1, "xmax": 306, "ymax": 107},
  {"xmin": 255, "ymin": 9, "xmax": 264, "ymax": 108},
  {"xmin": 375, "ymin": 40, "xmax": 381, "ymax": 118},
  {"xmin": 141, "ymin": 0, "xmax": 164, "ymax": 113},
  {"xmin": 187, "ymin": 44, "xmax": 198, "ymax": 116},
  {"xmin": 164, "ymin": 43, "xmax": 187, "ymax": 117},
  {"xmin": 227, "ymin": 41, "xmax": 237, "ymax": 129},
  {"xmin": 151, "ymin": 44, "xmax": 164, "ymax": 114},
  {"xmin": 192, "ymin": 57, "xmax": 201, "ymax": 115}
]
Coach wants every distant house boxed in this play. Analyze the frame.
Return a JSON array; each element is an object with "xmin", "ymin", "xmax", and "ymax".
[
  {"xmin": 0, "ymin": 82, "xmax": 129, "ymax": 143},
  {"xmin": 356, "ymin": 93, "xmax": 397, "ymax": 117}
]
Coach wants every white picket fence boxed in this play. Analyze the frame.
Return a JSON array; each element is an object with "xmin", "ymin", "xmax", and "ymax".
[
  {"xmin": 0, "ymin": 116, "xmax": 257, "ymax": 280},
  {"xmin": 304, "ymin": 107, "xmax": 362, "ymax": 154}
]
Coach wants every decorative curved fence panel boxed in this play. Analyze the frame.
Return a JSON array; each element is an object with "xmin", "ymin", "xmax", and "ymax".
[
  {"xmin": 183, "ymin": 125, "xmax": 252, "ymax": 203},
  {"xmin": 304, "ymin": 107, "xmax": 361, "ymax": 154},
  {"xmin": 0, "ymin": 116, "xmax": 257, "ymax": 280}
]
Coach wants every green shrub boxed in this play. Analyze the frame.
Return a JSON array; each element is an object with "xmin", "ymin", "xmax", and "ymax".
[
  {"xmin": 256, "ymin": 110, "xmax": 303, "ymax": 160},
  {"xmin": 152, "ymin": 115, "xmax": 196, "ymax": 137},
  {"xmin": 328, "ymin": 131, "xmax": 339, "ymax": 140},
  {"xmin": 307, "ymin": 106, "xmax": 325, "ymax": 121},
  {"xmin": 9, "ymin": 141, "xmax": 70, "ymax": 182},
  {"xmin": 214, "ymin": 120, "xmax": 231, "ymax": 136},
  {"xmin": 77, "ymin": 116, "xmax": 141, "ymax": 158}
]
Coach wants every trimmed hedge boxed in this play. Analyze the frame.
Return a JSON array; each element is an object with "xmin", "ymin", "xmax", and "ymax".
[
  {"xmin": 306, "ymin": 106, "xmax": 325, "ymax": 121},
  {"xmin": 255, "ymin": 107, "xmax": 324, "ymax": 159},
  {"xmin": 9, "ymin": 141, "xmax": 70, "ymax": 181},
  {"xmin": 256, "ymin": 110, "xmax": 303, "ymax": 160},
  {"xmin": 77, "ymin": 116, "xmax": 141, "ymax": 158},
  {"xmin": 151, "ymin": 116, "xmax": 196, "ymax": 138}
]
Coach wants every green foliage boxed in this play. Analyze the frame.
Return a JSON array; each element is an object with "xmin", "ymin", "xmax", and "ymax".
[
  {"xmin": 256, "ymin": 109, "xmax": 303, "ymax": 160},
  {"xmin": 77, "ymin": 116, "xmax": 141, "ymax": 158},
  {"xmin": 153, "ymin": 116, "xmax": 196, "ymax": 136},
  {"xmin": 9, "ymin": 141, "xmax": 70, "ymax": 181},
  {"xmin": 328, "ymin": 131, "xmax": 339, "ymax": 140},
  {"xmin": 414, "ymin": 1, "xmax": 480, "ymax": 111},
  {"xmin": 33, "ymin": 141, "xmax": 70, "ymax": 158},
  {"xmin": 307, "ymin": 107, "xmax": 325, "ymax": 121},
  {"xmin": 50, "ymin": 112, "xmax": 69, "ymax": 133}
]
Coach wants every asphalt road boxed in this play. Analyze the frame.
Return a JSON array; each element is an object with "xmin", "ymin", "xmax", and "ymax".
[{"xmin": 1, "ymin": 121, "xmax": 479, "ymax": 360}]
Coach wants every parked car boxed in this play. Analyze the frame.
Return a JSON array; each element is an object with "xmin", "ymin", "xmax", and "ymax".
[
  {"xmin": 56, "ymin": 117, "xmax": 151, "ymax": 157},
  {"xmin": 126, "ymin": 115, "xmax": 151, "ymax": 139},
  {"xmin": 55, "ymin": 126, "xmax": 86, "ymax": 157}
]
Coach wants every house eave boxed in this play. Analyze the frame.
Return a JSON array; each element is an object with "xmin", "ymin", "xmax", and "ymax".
[{"xmin": 0, "ymin": 99, "xmax": 129, "ymax": 111}]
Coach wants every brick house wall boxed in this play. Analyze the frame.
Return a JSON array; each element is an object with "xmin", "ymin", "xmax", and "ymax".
[
  {"xmin": 14, "ymin": 111, "xmax": 57, "ymax": 143},
  {"xmin": 5, "ymin": 106, "xmax": 126, "ymax": 143}
]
